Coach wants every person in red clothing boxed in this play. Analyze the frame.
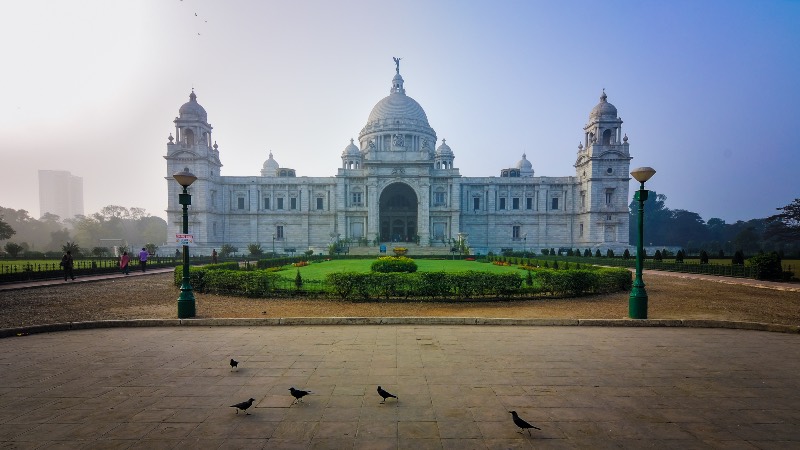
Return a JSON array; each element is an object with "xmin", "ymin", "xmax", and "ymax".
[
  {"xmin": 138, "ymin": 247, "xmax": 149, "ymax": 272},
  {"xmin": 120, "ymin": 251, "xmax": 130, "ymax": 275}
]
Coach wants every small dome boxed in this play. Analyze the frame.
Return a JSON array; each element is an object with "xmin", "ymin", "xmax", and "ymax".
[
  {"xmin": 179, "ymin": 90, "xmax": 207, "ymax": 121},
  {"xmin": 263, "ymin": 152, "xmax": 281, "ymax": 171},
  {"xmin": 516, "ymin": 153, "xmax": 533, "ymax": 170},
  {"xmin": 590, "ymin": 89, "xmax": 617, "ymax": 119},
  {"xmin": 435, "ymin": 139, "xmax": 453, "ymax": 156},
  {"xmin": 342, "ymin": 138, "xmax": 360, "ymax": 156}
]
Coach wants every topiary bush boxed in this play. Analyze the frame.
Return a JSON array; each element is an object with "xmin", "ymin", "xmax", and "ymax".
[{"xmin": 370, "ymin": 256, "xmax": 418, "ymax": 273}]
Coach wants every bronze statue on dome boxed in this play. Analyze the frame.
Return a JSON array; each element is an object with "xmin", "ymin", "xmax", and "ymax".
[{"xmin": 393, "ymin": 57, "xmax": 402, "ymax": 73}]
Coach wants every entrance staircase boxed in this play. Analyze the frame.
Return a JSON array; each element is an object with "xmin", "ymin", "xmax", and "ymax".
[{"xmin": 345, "ymin": 242, "xmax": 453, "ymax": 257}]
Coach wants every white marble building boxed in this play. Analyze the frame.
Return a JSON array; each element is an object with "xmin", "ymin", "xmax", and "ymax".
[{"xmin": 165, "ymin": 62, "xmax": 632, "ymax": 256}]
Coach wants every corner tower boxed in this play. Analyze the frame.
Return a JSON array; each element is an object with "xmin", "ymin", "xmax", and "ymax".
[
  {"xmin": 164, "ymin": 90, "xmax": 223, "ymax": 253},
  {"xmin": 574, "ymin": 90, "xmax": 631, "ymax": 248}
]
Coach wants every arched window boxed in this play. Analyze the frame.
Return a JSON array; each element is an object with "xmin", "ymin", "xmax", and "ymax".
[
  {"xmin": 184, "ymin": 129, "xmax": 195, "ymax": 146},
  {"xmin": 603, "ymin": 129, "xmax": 612, "ymax": 145}
]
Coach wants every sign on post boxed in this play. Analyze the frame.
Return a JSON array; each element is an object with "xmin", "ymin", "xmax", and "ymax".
[{"xmin": 175, "ymin": 234, "xmax": 194, "ymax": 246}]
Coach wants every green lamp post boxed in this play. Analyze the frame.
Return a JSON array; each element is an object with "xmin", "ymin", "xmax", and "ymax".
[
  {"xmin": 629, "ymin": 166, "xmax": 656, "ymax": 319},
  {"xmin": 174, "ymin": 169, "xmax": 197, "ymax": 319}
]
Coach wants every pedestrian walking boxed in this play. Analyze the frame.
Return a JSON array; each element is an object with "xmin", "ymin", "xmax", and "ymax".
[
  {"xmin": 138, "ymin": 247, "xmax": 149, "ymax": 272},
  {"xmin": 60, "ymin": 250, "xmax": 75, "ymax": 281},
  {"xmin": 120, "ymin": 251, "xmax": 130, "ymax": 275},
  {"xmin": 212, "ymin": 249, "xmax": 218, "ymax": 264}
]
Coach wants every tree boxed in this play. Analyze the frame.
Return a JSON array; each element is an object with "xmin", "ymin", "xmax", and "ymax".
[
  {"xmin": 248, "ymin": 243, "xmax": 264, "ymax": 257},
  {"xmin": 732, "ymin": 250, "xmax": 745, "ymax": 265},
  {"xmin": 606, "ymin": 249, "xmax": 614, "ymax": 258},
  {"xmin": 594, "ymin": 249, "xmax": 601, "ymax": 257},
  {"xmin": 0, "ymin": 217, "xmax": 15, "ymax": 240},
  {"xmin": 220, "ymin": 244, "xmax": 237, "ymax": 257},
  {"xmin": 4, "ymin": 242, "xmax": 23, "ymax": 257},
  {"xmin": 144, "ymin": 243, "xmax": 158, "ymax": 255},
  {"xmin": 584, "ymin": 249, "xmax": 591, "ymax": 257},
  {"xmin": 62, "ymin": 242, "xmax": 81, "ymax": 255},
  {"xmin": 675, "ymin": 250, "xmax": 684, "ymax": 263},
  {"xmin": 654, "ymin": 250, "xmax": 663, "ymax": 261},
  {"xmin": 765, "ymin": 198, "xmax": 800, "ymax": 243},
  {"xmin": 294, "ymin": 270, "xmax": 303, "ymax": 289},
  {"xmin": 699, "ymin": 250, "xmax": 709, "ymax": 264},
  {"xmin": 623, "ymin": 249, "xmax": 631, "ymax": 259}
]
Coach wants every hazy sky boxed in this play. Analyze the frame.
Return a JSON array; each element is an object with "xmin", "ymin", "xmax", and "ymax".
[{"xmin": 1, "ymin": 0, "xmax": 798, "ymax": 224}]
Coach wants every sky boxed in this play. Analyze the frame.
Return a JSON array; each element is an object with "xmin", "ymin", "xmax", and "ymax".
[{"xmin": 1, "ymin": 0, "xmax": 798, "ymax": 225}]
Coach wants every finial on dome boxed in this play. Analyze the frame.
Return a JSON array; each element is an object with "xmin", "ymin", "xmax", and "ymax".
[
  {"xmin": 168, "ymin": 134, "xmax": 174, "ymax": 143},
  {"xmin": 623, "ymin": 134, "xmax": 628, "ymax": 143},
  {"xmin": 522, "ymin": 153, "xmax": 527, "ymax": 159},
  {"xmin": 213, "ymin": 141, "xmax": 218, "ymax": 149},
  {"xmin": 442, "ymin": 138, "xmax": 446, "ymax": 144},
  {"xmin": 189, "ymin": 89, "xmax": 197, "ymax": 102},
  {"xmin": 350, "ymin": 138, "xmax": 354, "ymax": 144},
  {"xmin": 578, "ymin": 142, "xmax": 583, "ymax": 150},
  {"xmin": 600, "ymin": 88, "xmax": 607, "ymax": 102}
]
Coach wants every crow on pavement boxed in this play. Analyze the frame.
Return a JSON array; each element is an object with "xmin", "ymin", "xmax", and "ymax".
[
  {"xmin": 289, "ymin": 387, "xmax": 311, "ymax": 404},
  {"xmin": 377, "ymin": 386, "xmax": 398, "ymax": 404},
  {"xmin": 230, "ymin": 398, "xmax": 255, "ymax": 415},
  {"xmin": 509, "ymin": 410, "xmax": 541, "ymax": 435}
]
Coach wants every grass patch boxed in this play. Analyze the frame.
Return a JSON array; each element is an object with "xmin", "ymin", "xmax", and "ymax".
[{"xmin": 278, "ymin": 259, "xmax": 524, "ymax": 281}]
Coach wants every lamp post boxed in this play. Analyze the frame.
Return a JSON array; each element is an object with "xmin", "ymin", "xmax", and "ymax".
[
  {"xmin": 629, "ymin": 166, "xmax": 656, "ymax": 319},
  {"xmin": 523, "ymin": 234, "xmax": 528, "ymax": 258},
  {"xmin": 173, "ymin": 169, "xmax": 198, "ymax": 319}
]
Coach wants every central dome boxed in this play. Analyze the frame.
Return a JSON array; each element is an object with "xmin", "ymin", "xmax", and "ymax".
[
  {"xmin": 358, "ymin": 61, "xmax": 437, "ymax": 153},
  {"xmin": 367, "ymin": 93, "xmax": 429, "ymax": 124},
  {"xmin": 366, "ymin": 72, "xmax": 430, "ymax": 125}
]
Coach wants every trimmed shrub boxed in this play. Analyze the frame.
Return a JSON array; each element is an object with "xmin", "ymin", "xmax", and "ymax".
[
  {"xmin": 699, "ymin": 250, "xmax": 709, "ymax": 264},
  {"xmin": 654, "ymin": 250, "xmax": 663, "ymax": 262},
  {"xmin": 623, "ymin": 249, "xmax": 631, "ymax": 259},
  {"xmin": 732, "ymin": 250, "xmax": 745, "ymax": 265},
  {"xmin": 748, "ymin": 252, "xmax": 783, "ymax": 280},
  {"xmin": 371, "ymin": 256, "xmax": 418, "ymax": 273},
  {"xmin": 595, "ymin": 249, "xmax": 601, "ymax": 257}
]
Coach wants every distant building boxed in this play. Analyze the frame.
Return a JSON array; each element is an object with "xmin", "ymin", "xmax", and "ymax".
[
  {"xmin": 165, "ymin": 62, "xmax": 632, "ymax": 255},
  {"xmin": 38, "ymin": 170, "xmax": 84, "ymax": 220}
]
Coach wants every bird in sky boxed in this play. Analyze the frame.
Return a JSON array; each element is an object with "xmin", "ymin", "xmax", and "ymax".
[
  {"xmin": 230, "ymin": 358, "xmax": 238, "ymax": 371},
  {"xmin": 231, "ymin": 398, "xmax": 255, "ymax": 415},
  {"xmin": 377, "ymin": 386, "xmax": 398, "ymax": 404},
  {"xmin": 289, "ymin": 387, "xmax": 311, "ymax": 404},
  {"xmin": 509, "ymin": 411, "xmax": 541, "ymax": 435}
]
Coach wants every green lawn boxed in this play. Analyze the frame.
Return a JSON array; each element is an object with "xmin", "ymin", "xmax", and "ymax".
[{"xmin": 281, "ymin": 259, "xmax": 527, "ymax": 281}]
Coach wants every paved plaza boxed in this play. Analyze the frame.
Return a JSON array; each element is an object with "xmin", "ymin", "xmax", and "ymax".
[{"xmin": 1, "ymin": 325, "xmax": 799, "ymax": 449}]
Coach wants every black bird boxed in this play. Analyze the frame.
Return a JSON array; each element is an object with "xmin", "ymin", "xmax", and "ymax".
[
  {"xmin": 377, "ymin": 386, "xmax": 398, "ymax": 403},
  {"xmin": 230, "ymin": 358, "xmax": 238, "ymax": 371},
  {"xmin": 509, "ymin": 411, "xmax": 541, "ymax": 435},
  {"xmin": 289, "ymin": 387, "xmax": 311, "ymax": 404},
  {"xmin": 230, "ymin": 398, "xmax": 255, "ymax": 415}
]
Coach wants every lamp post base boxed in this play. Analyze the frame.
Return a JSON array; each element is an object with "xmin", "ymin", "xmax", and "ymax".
[
  {"xmin": 628, "ymin": 284, "xmax": 648, "ymax": 319},
  {"xmin": 177, "ymin": 282, "xmax": 196, "ymax": 319}
]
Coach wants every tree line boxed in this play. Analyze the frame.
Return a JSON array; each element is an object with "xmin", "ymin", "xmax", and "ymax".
[
  {"xmin": 0, "ymin": 205, "xmax": 167, "ymax": 257},
  {"xmin": 629, "ymin": 193, "xmax": 800, "ymax": 257}
]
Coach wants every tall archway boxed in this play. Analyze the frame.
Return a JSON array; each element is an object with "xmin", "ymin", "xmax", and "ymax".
[{"xmin": 379, "ymin": 183, "xmax": 417, "ymax": 242}]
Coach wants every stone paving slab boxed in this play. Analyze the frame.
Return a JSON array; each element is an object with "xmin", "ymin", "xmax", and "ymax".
[{"xmin": 0, "ymin": 325, "xmax": 799, "ymax": 448}]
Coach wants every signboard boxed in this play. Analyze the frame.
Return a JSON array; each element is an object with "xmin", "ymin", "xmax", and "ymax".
[{"xmin": 175, "ymin": 234, "xmax": 194, "ymax": 246}]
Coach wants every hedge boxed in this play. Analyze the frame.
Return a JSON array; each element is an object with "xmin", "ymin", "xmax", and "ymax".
[{"xmin": 173, "ymin": 265, "xmax": 631, "ymax": 301}]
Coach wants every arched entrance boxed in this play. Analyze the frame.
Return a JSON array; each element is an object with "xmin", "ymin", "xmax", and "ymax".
[{"xmin": 379, "ymin": 183, "xmax": 417, "ymax": 242}]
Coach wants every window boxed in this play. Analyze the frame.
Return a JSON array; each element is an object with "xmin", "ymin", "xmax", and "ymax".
[
  {"xmin": 512, "ymin": 225, "xmax": 521, "ymax": 239},
  {"xmin": 290, "ymin": 197, "xmax": 297, "ymax": 210},
  {"xmin": 581, "ymin": 191, "xmax": 586, "ymax": 208},
  {"xmin": 580, "ymin": 223, "xmax": 584, "ymax": 236},
  {"xmin": 237, "ymin": 197, "xmax": 245, "ymax": 210},
  {"xmin": 316, "ymin": 197, "xmax": 323, "ymax": 210},
  {"xmin": 551, "ymin": 197, "xmax": 559, "ymax": 210},
  {"xmin": 277, "ymin": 198, "xmax": 284, "ymax": 210},
  {"xmin": 473, "ymin": 197, "xmax": 480, "ymax": 210},
  {"xmin": 433, "ymin": 222, "xmax": 446, "ymax": 240},
  {"xmin": 276, "ymin": 225, "xmax": 284, "ymax": 239},
  {"xmin": 434, "ymin": 192, "xmax": 446, "ymax": 205},
  {"xmin": 605, "ymin": 189, "xmax": 614, "ymax": 205},
  {"xmin": 512, "ymin": 198, "xmax": 520, "ymax": 210},
  {"xmin": 526, "ymin": 197, "xmax": 533, "ymax": 210},
  {"xmin": 499, "ymin": 197, "xmax": 506, "ymax": 210},
  {"xmin": 352, "ymin": 192, "xmax": 362, "ymax": 206},
  {"xmin": 263, "ymin": 197, "xmax": 270, "ymax": 210}
]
